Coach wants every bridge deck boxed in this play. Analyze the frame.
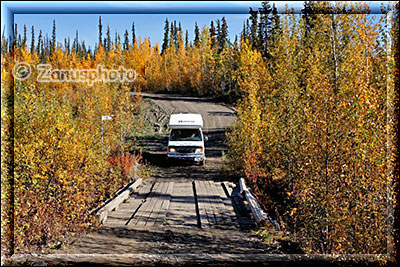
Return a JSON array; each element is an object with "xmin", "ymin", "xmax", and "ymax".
[{"xmin": 103, "ymin": 180, "xmax": 252, "ymax": 230}]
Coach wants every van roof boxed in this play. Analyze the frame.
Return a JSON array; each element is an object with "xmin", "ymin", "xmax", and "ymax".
[{"xmin": 169, "ymin": 113, "xmax": 203, "ymax": 129}]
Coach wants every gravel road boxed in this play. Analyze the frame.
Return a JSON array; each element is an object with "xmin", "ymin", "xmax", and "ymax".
[{"xmin": 136, "ymin": 92, "xmax": 237, "ymax": 182}]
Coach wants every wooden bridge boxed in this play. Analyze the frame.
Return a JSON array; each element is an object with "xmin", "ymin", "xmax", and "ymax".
[{"xmin": 103, "ymin": 180, "xmax": 251, "ymax": 230}]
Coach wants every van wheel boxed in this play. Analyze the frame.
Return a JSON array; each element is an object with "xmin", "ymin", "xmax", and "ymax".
[{"xmin": 200, "ymin": 159, "xmax": 205, "ymax": 166}]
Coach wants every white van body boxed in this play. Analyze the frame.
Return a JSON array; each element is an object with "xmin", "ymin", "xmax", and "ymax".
[{"xmin": 167, "ymin": 113, "xmax": 206, "ymax": 164}]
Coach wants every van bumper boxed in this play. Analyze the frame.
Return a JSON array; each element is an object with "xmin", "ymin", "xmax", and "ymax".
[{"xmin": 167, "ymin": 153, "xmax": 205, "ymax": 162}]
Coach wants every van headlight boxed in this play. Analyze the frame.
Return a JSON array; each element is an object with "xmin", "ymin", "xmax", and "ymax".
[
  {"xmin": 195, "ymin": 148, "xmax": 204, "ymax": 153},
  {"xmin": 168, "ymin": 147, "xmax": 176, "ymax": 153}
]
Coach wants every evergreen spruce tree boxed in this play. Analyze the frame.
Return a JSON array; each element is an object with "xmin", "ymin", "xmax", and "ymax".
[
  {"xmin": 161, "ymin": 18, "xmax": 169, "ymax": 55},
  {"xmin": 64, "ymin": 38, "xmax": 68, "ymax": 53},
  {"xmin": 17, "ymin": 34, "xmax": 22, "ymax": 48},
  {"xmin": 98, "ymin": 16, "xmax": 103, "ymax": 48},
  {"xmin": 106, "ymin": 25, "xmax": 111, "ymax": 52},
  {"xmin": 185, "ymin": 29, "xmax": 189, "ymax": 49},
  {"xmin": 249, "ymin": 8, "xmax": 258, "ymax": 47},
  {"xmin": 270, "ymin": 3, "xmax": 281, "ymax": 44},
  {"xmin": 36, "ymin": 29, "xmax": 42, "ymax": 55},
  {"xmin": 123, "ymin": 29, "xmax": 129, "ymax": 50},
  {"xmin": 67, "ymin": 37, "xmax": 70, "ymax": 55},
  {"xmin": 131, "ymin": 22, "xmax": 136, "ymax": 46},
  {"xmin": 219, "ymin": 17, "xmax": 228, "ymax": 52},
  {"xmin": 44, "ymin": 34, "xmax": 49, "ymax": 58},
  {"xmin": 194, "ymin": 22, "xmax": 200, "ymax": 47},
  {"xmin": 258, "ymin": 1, "xmax": 273, "ymax": 57},
  {"xmin": 81, "ymin": 41, "xmax": 87, "ymax": 57},
  {"xmin": 173, "ymin": 20, "xmax": 178, "ymax": 46},
  {"xmin": 30, "ymin": 25, "xmax": 35, "ymax": 54},
  {"xmin": 216, "ymin": 19, "xmax": 221, "ymax": 45},
  {"xmin": 22, "ymin": 24, "xmax": 27, "ymax": 48},
  {"xmin": 13, "ymin": 23, "xmax": 17, "ymax": 48},
  {"xmin": 51, "ymin": 20, "xmax": 56, "ymax": 54},
  {"xmin": 210, "ymin": 21, "xmax": 217, "ymax": 48},
  {"xmin": 242, "ymin": 21, "xmax": 247, "ymax": 41},
  {"xmin": 301, "ymin": 1, "xmax": 317, "ymax": 37},
  {"xmin": 169, "ymin": 23, "xmax": 174, "ymax": 48}
]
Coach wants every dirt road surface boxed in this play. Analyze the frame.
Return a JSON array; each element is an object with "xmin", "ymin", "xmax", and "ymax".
[{"xmin": 136, "ymin": 92, "xmax": 237, "ymax": 182}]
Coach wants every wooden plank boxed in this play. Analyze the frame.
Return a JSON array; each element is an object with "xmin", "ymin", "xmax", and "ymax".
[
  {"xmin": 215, "ymin": 182, "xmax": 236, "ymax": 214},
  {"xmin": 120, "ymin": 182, "xmax": 153, "ymax": 209},
  {"xmin": 195, "ymin": 181, "xmax": 216, "ymax": 227},
  {"xmin": 212, "ymin": 181, "xmax": 232, "ymax": 224},
  {"xmin": 128, "ymin": 182, "xmax": 162, "ymax": 226},
  {"xmin": 194, "ymin": 181, "xmax": 208, "ymax": 228},
  {"xmin": 106, "ymin": 210, "xmax": 135, "ymax": 221},
  {"xmin": 202, "ymin": 181, "xmax": 217, "ymax": 226},
  {"xmin": 152, "ymin": 182, "xmax": 174, "ymax": 227},
  {"xmin": 214, "ymin": 182, "xmax": 237, "ymax": 225},
  {"xmin": 135, "ymin": 182, "xmax": 166, "ymax": 227},
  {"xmin": 104, "ymin": 182, "xmax": 153, "ymax": 226},
  {"xmin": 144, "ymin": 182, "xmax": 170, "ymax": 226},
  {"xmin": 205, "ymin": 180, "xmax": 226, "ymax": 225},
  {"xmin": 222, "ymin": 182, "xmax": 234, "ymax": 198},
  {"xmin": 208, "ymin": 181, "xmax": 233, "ymax": 225},
  {"xmin": 96, "ymin": 179, "xmax": 142, "ymax": 224},
  {"xmin": 103, "ymin": 217, "xmax": 128, "ymax": 227},
  {"xmin": 90, "ymin": 181, "xmax": 134, "ymax": 215},
  {"xmin": 165, "ymin": 182, "xmax": 197, "ymax": 227}
]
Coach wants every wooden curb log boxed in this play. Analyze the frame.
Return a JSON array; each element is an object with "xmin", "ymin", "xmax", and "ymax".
[
  {"xmin": 95, "ymin": 178, "xmax": 142, "ymax": 224},
  {"xmin": 239, "ymin": 178, "xmax": 280, "ymax": 231}
]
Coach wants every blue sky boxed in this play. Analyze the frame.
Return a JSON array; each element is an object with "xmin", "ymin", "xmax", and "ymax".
[
  {"xmin": 14, "ymin": 14, "xmax": 258, "ymax": 50},
  {"xmin": 5, "ymin": 1, "xmax": 391, "ymax": 51}
]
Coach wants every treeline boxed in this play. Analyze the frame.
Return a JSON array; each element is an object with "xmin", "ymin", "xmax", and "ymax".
[
  {"xmin": 1, "ymin": 7, "xmax": 280, "ymax": 102},
  {"xmin": 1, "ymin": 25, "xmax": 144, "ymax": 253},
  {"xmin": 227, "ymin": 1, "xmax": 398, "ymax": 254}
]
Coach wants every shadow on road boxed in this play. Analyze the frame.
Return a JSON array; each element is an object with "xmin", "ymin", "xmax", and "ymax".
[
  {"xmin": 135, "ymin": 129, "xmax": 230, "ymax": 159},
  {"xmin": 140, "ymin": 93, "xmax": 216, "ymax": 104},
  {"xmin": 70, "ymin": 225, "xmax": 303, "ymax": 255}
]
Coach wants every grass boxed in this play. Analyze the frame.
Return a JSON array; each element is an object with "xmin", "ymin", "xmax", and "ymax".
[
  {"xmin": 136, "ymin": 133, "xmax": 165, "ymax": 140},
  {"xmin": 138, "ymin": 164, "xmax": 156, "ymax": 179},
  {"xmin": 254, "ymin": 227, "xmax": 290, "ymax": 245},
  {"xmin": 143, "ymin": 98, "xmax": 155, "ymax": 104}
]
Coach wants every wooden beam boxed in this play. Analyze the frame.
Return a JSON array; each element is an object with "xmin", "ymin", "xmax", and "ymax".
[
  {"xmin": 239, "ymin": 178, "xmax": 280, "ymax": 231},
  {"xmin": 95, "ymin": 178, "xmax": 142, "ymax": 224}
]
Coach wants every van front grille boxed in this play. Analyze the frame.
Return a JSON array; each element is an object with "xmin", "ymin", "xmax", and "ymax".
[{"xmin": 172, "ymin": 147, "xmax": 201, "ymax": 153}]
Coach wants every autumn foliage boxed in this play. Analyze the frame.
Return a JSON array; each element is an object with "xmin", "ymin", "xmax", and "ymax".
[
  {"xmin": 107, "ymin": 151, "xmax": 142, "ymax": 179},
  {"xmin": 227, "ymin": 2, "xmax": 397, "ymax": 254},
  {"xmin": 1, "ymin": 43, "xmax": 142, "ymax": 253},
  {"xmin": 1, "ymin": 0, "xmax": 398, "ymax": 256}
]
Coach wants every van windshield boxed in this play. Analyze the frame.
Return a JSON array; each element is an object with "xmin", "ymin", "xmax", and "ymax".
[{"xmin": 170, "ymin": 129, "xmax": 202, "ymax": 142}]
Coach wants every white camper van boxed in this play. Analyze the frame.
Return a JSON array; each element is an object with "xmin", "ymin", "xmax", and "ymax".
[{"xmin": 167, "ymin": 113, "xmax": 207, "ymax": 165}]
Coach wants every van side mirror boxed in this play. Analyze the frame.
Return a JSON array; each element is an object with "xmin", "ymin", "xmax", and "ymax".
[{"xmin": 204, "ymin": 136, "xmax": 208, "ymax": 142}]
